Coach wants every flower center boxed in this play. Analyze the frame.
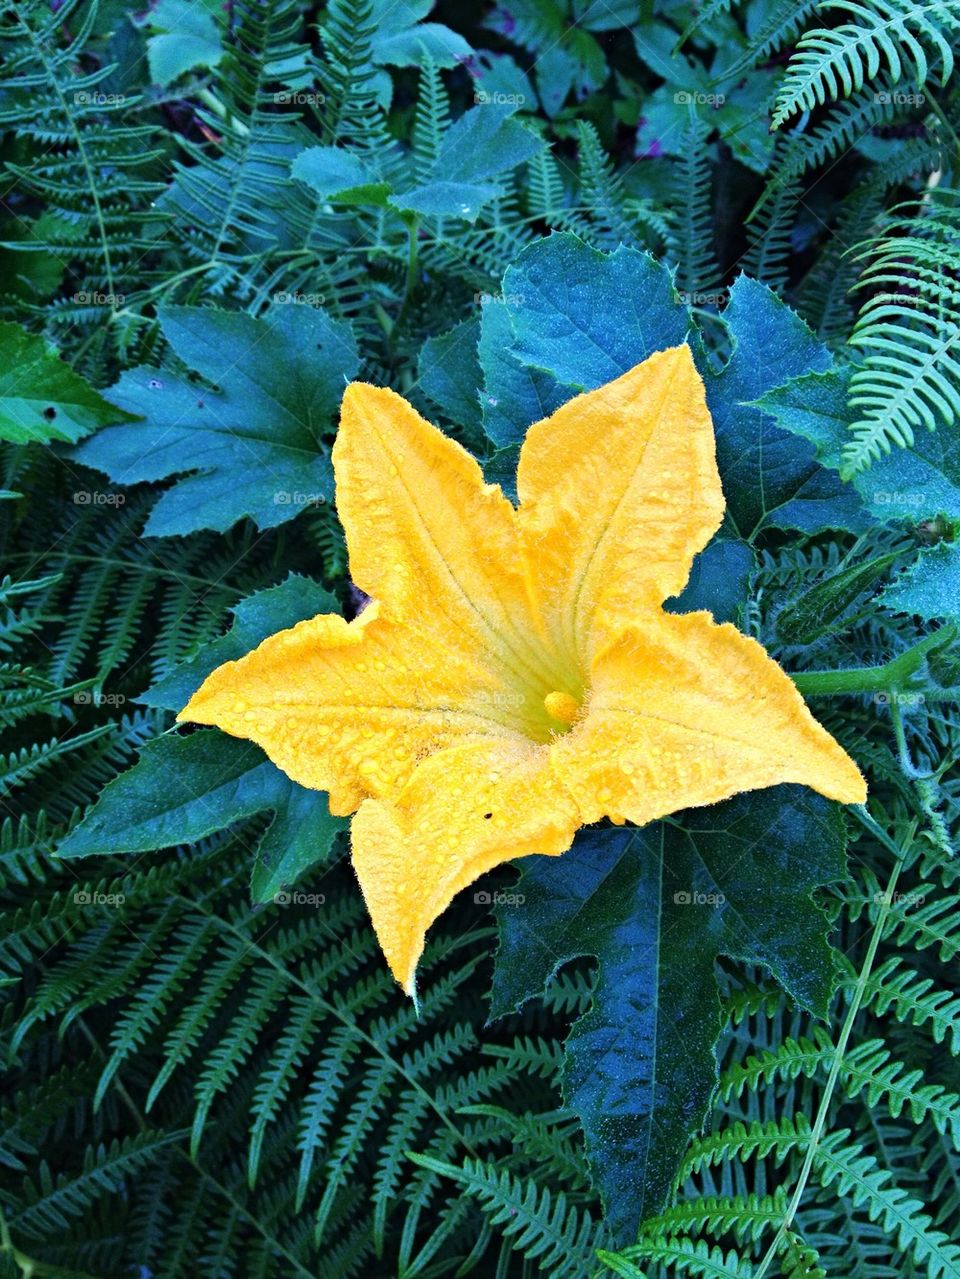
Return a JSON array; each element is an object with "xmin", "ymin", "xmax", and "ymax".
[{"xmin": 543, "ymin": 690, "xmax": 580, "ymax": 727}]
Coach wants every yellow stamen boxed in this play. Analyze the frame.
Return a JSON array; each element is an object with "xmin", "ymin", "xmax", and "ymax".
[{"xmin": 544, "ymin": 690, "xmax": 580, "ymax": 726}]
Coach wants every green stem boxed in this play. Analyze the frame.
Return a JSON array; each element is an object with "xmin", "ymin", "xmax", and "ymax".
[
  {"xmin": 791, "ymin": 624, "xmax": 956, "ymax": 697},
  {"xmin": 889, "ymin": 698, "xmax": 936, "ymax": 779},
  {"xmin": 404, "ymin": 217, "xmax": 420, "ymax": 300},
  {"xmin": 752, "ymin": 808, "xmax": 916, "ymax": 1279},
  {"xmin": 387, "ymin": 217, "xmax": 421, "ymax": 365}
]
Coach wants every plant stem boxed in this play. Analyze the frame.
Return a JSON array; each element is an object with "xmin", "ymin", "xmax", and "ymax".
[
  {"xmin": 752, "ymin": 808, "xmax": 915, "ymax": 1279},
  {"xmin": 791, "ymin": 624, "xmax": 957, "ymax": 697},
  {"xmin": 404, "ymin": 217, "xmax": 420, "ymax": 300},
  {"xmin": 889, "ymin": 698, "xmax": 937, "ymax": 779},
  {"xmin": 386, "ymin": 218, "xmax": 421, "ymax": 366}
]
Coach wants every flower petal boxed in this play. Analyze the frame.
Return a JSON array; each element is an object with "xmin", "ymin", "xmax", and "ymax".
[
  {"xmin": 335, "ymin": 384, "xmax": 557, "ymax": 689},
  {"xmin": 350, "ymin": 740, "xmax": 580, "ymax": 994},
  {"xmin": 179, "ymin": 603, "xmax": 535, "ymax": 815},
  {"xmin": 516, "ymin": 346, "xmax": 725, "ymax": 667},
  {"xmin": 552, "ymin": 609, "xmax": 866, "ymax": 825}
]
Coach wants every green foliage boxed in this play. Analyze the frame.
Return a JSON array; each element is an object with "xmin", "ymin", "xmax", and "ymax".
[
  {"xmin": 490, "ymin": 792, "xmax": 849, "ymax": 1237},
  {"xmin": 0, "ymin": 321, "xmax": 138, "ymax": 445},
  {"xmin": 2, "ymin": 0, "xmax": 959, "ymax": 1274},
  {"xmin": 880, "ymin": 542, "xmax": 960, "ymax": 622},
  {"xmin": 842, "ymin": 187, "xmax": 960, "ymax": 477},
  {"xmin": 772, "ymin": 0, "xmax": 960, "ymax": 126},
  {"xmin": 75, "ymin": 303, "xmax": 360, "ymax": 536}
]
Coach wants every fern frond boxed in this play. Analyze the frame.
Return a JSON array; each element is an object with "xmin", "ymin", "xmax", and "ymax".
[
  {"xmin": 407, "ymin": 1153, "xmax": 608, "ymax": 1278},
  {"xmin": 712, "ymin": 0, "xmax": 821, "ymax": 83},
  {"xmin": 0, "ymin": 0, "xmax": 168, "ymax": 341},
  {"xmin": 816, "ymin": 1127, "xmax": 960, "ymax": 1276},
  {"xmin": 600, "ymin": 1236, "xmax": 754, "ymax": 1279},
  {"xmin": 772, "ymin": 0, "xmax": 960, "ymax": 127},
  {"xmin": 840, "ymin": 187, "xmax": 960, "ymax": 475},
  {"xmin": 859, "ymin": 956, "xmax": 960, "ymax": 1052},
  {"xmin": 742, "ymin": 139, "xmax": 803, "ymax": 292},
  {"xmin": 639, "ymin": 1190, "xmax": 790, "ymax": 1245},
  {"xmin": 669, "ymin": 110, "xmax": 721, "ymax": 301}
]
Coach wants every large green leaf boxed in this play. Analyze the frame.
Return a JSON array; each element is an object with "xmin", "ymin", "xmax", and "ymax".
[
  {"xmin": 757, "ymin": 365, "xmax": 960, "ymax": 523},
  {"xmin": 290, "ymin": 147, "xmax": 392, "ymax": 208},
  {"xmin": 418, "ymin": 316, "xmax": 484, "ymax": 435},
  {"xmin": 146, "ymin": 0, "xmax": 223, "ymax": 86},
  {"xmin": 294, "ymin": 103, "xmax": 541, "ymax": 222},
  {"xmin": 490, "ymin": 788, "xmax": 849, "ymax": 1240},
  {"xmin": 457, "ymin": 233, "xmax": 690, "ymax": 496},
  {"xmin": 476, "ymin": 298, "xmax": 575, "ymax": 451},
  {"xmin": 498, "ymin": 233, "xmax": 689, "ymax": 391},
  {"xmin": 703, "ymin": 278, "xmax": 869, "ymax": 538},
  {"xmin": 74, "ymin": 304, "xmax": 359, "ymax": 537},
  {"xmin": 879, "ymin": 543, "xmax": 960, "ymax": 625},
  {"xmin": 666, "ymin": 537, "xmax": 755, "ymax": 625},
  {"xmin": 465, "ymin": 238, "xmax": 866, "ymax": 539},
  {"xmin": 370, "ymin": 0, "xmax": 473, "ymax": 69},
  {"xmin": 57, "ymin": 731, "xmax": 345, "ymax": 903},
  {"xmin": 416, "ymin": 237, "xmax": 688, "ymax": 493},
  {"xmin": 0, "ymin": 320, "xmax": 138, "ymax": 445}
]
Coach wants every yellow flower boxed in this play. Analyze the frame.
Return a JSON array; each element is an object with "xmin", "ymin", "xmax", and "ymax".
[{"xmin": 179, "ymin": 346, "xmax": 866, "ymax": 997}]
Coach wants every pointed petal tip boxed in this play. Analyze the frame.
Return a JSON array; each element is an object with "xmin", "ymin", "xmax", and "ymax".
[
  {"xmin": 808, "ymin": 743, "xmax": 868, "ymax": 807},
  {"xmin": 387, "ymin": 940, "xmax": 423, "ymax": 1008},
  {"xmin": 640, "ymin": 341, "xmax": 695, "ymax": 374},
  {"xmin": 340, "ymin": 380, "xmax": 397, "ymax": 412},
  {"xmin": 175, "ymin": 693, "xmax": 202, "ymax": 725},
  {"xmin": 608, "ymin": 342, "xmax": 695, "ymax": 392},
  {"xmin": 837, "ymin": 765, "xmax": 869, "ymax": 807},
  {"xmin": 176, "ymin": 680, "xmax": 219, "ymax": 727},
  {"xmin": 662, "ymin": 341, "xmax": 694, "ymax": 363}
]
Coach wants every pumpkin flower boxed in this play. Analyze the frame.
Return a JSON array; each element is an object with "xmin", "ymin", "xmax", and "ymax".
[{"xmin": 179, "ymin": 346, "xmax": 866, "ymax": 997}]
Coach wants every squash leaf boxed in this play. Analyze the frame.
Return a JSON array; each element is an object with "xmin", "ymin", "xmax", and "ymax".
[
  {"xmin": 74, "ymin": 304, "xmax": 359, "ymax": 537},
  {"xmin": 490, "ymin": 787, "xmax": 849, "ymax": 1240}
]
